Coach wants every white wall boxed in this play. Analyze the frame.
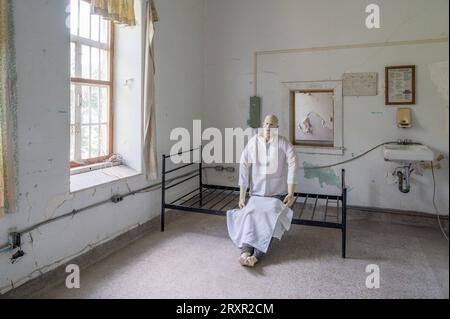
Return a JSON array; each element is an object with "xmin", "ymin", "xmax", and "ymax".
[
  {"xmin": 203, "ymin": 0, "xmax": 449, "ymax": 214},
  {"xmin": 0, "ymin": 0, "xmax": 205, "ymax": 294},
  {"xmin": 114, "ymin": 0, "xmax": 145, "ymax": 172}
]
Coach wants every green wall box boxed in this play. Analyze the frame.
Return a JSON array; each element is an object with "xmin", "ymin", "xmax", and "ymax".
[{"xmin": 247, "ymin": 96, "xmax": 261, "ymax": 128}]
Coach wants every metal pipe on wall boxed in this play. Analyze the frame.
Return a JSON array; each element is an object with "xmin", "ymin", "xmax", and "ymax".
[{"xmin": 0, "ymin": 168, "xmax": 200, "ymax": 252}]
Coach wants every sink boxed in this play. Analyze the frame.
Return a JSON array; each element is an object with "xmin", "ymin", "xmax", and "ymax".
[{"xmin": 383, "ymin": 144, "xmax": 434, "ymax": 162}]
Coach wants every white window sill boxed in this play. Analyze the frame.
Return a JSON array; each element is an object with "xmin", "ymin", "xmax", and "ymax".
[
  {"xmin": 70, "ymin": 161, "xmax": 122, "ymax": 176},
  {"xmin": 70, "ymin": 165, "xmax": 141, "ymax": 193},
  {"xmin": 295, "ymin": 145, "xmax": 344, "ymax": 156}
]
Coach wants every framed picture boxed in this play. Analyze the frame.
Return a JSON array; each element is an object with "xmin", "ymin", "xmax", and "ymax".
[{"xmin": 385, "ymin": 65, "xmax": 416, "ymax": 105}]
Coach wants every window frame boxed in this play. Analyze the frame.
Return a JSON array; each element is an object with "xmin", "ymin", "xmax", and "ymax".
[
  {"xmin": 70, "ymin": 0, "xmax": 115, "ymax": 168},
  {"xmin": 283, "ymin": 80, "xmax": 344, "ymax": 156}
]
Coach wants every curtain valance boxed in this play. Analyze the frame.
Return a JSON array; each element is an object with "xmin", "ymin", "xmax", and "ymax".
[{"xmin": 90, "ymin": 0, "xmax": 137, "ymax": 26}]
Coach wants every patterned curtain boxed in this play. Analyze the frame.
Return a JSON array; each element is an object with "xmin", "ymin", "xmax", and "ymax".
[
  {"xmin": 0, "ymin": 0, "xmax": 18, "ymax": 217},
  {"xmin": 90, "ymin": 0, "xmax": 139, "ymax": 26}
]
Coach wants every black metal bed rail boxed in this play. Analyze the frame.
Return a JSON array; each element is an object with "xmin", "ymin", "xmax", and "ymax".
[
  {"xmin": 161, "ymin": 147, "xmax": 204, "ymax": 232},
  {"xmin": 171, "ymin": 185, "xmax": 343, "ymax": 225},
  {"xmin": 161, "ymin": 149, "xmax": 348, "ymax": 258}
]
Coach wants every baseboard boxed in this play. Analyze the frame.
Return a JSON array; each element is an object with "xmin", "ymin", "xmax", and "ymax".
[
  {"xmin": 348, "ymin": 205, "xmax": 449, "ymax": 220},
  {"xmin": 348, "ymin": 205, "xmax": 449, "ymax": 232}
]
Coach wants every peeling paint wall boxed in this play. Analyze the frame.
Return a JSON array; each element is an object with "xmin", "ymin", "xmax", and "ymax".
[
  {"xmin": 0, "ymin": 0, "xmax": 205, "ymax": 294},
  {"xmin": 203, "ymin": 0, "xmax": 449, "ymax": 213},
  {"xmin": 303, "ymin": 162, "xmax": 341, "ymax": 189}
]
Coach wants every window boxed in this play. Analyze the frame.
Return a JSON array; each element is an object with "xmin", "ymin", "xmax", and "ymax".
[
  {"xmin": 292, "ymin": 90, "xmax": 334, "ymax": 147},
  {"xmin": 70, "ymin": 0, "xmax": 114, "ymax": 167},
  {"xmin": 284, "ymin": 81, "xmax": 343, "ymax": 155}
]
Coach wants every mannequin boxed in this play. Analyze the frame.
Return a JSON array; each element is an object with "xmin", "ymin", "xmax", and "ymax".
[
  {"xmin": 239, "ymin": 115, "xmax": 296, "ymax": 210},
  {"xmin": 227, "ymin": 114, "xmax": 298, "ymax": 267}
]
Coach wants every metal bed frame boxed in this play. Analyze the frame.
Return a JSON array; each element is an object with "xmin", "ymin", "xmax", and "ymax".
[{"xmin": 161, "ymin": 149, "xmax": 348, "ymax": 258}]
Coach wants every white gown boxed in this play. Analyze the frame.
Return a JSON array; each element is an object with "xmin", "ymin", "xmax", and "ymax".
[
  {"xmin": 226, "ymin": 134, "xmax": 298, "ymax": 252},
  {"xmin": 227, "ymin": 196, "xmax": 293, "ymax": 253},
  {"xmin": 238, "ymin": 134, "xmax": 297, "ymax": 197}
]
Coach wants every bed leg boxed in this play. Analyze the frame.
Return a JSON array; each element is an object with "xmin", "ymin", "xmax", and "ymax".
[
  {"xmin": 199, "ymin": 153, "xmax": 203, "ymax": 206},
  {"xmin": 161, "ymin": 208, "xmax": 165, "ymax": 232},
  {"xmin": 342, "ymin": 183, "xmax": 347, "ymax": 259},
  {"xmin": 342, "ymin": 225, "xmax": 346, "ymax": 259},
  {"xmin": 161, "ymin": 154, "xmax": 166, "ymax": 232}
]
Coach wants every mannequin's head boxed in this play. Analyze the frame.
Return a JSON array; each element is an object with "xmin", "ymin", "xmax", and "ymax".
[{"xmin": 262, "ymin": 114, "xmax": 279, "ymax": 140}]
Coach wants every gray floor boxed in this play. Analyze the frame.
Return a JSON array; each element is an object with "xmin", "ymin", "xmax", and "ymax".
[{"xmin": 35, "ymin": 209, "xmax": 448, "ymax": 299}]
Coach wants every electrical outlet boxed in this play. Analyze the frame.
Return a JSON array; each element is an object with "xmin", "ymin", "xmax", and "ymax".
[
  {"xmin": 8, "ymin": 232, "xmax": 21, "ymax": 249},
  {"xmin": 111, "ymin": 195, "xmax": 124, "ymax": 203},
  {"xmin": 213, "ymin": 166, "xmax": 235, "ymax": 173}
]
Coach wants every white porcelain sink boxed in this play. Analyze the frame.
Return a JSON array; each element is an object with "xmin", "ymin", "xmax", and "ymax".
[{"xmin": 383, "ymin": 144, "xmax": 434, "ymax": 162}]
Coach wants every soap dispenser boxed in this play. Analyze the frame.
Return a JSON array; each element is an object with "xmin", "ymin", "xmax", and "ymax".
[{"xmin": 397, "ymin": 108, "xmax": 412, "ymax": 128}]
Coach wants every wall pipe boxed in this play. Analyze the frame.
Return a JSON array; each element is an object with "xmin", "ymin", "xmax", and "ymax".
[{"xmin": 0, "ymin": 168, "xmax": 200, "ymax": 252}]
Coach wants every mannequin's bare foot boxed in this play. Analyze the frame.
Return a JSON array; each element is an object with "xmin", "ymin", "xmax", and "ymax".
[
  {"xmin": 246, "ymin": 256, "xmax": 258, "ymax": 267},
  {"xmin": 240, "ymin": 255, "xmax": 258, "ymax": 267},
  {"xmin": 239, "ymin": 252, "xmax": 251, "ymax": 266}
]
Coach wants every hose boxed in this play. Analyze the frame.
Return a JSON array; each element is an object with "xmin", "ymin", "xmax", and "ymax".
[
  {"xmin": 431, "ymin": 162, "xmax": 449, "ymax": 241},
  {"xmin": 299, "ymin": 141, "xmax": 399, "ymax": 170}
]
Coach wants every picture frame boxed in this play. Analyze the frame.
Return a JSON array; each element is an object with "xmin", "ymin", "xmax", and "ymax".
[{"xmin": 385, "ymin": 65, "xmax": 416, "ymax": 105}]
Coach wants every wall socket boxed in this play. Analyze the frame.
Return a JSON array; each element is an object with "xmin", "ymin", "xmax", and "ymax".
[
  {"xmin": 213, "ymin": 166, "xmax": 235, "ymax": 173},
  {"xmin": 8, "ymin": 231, "xmax": 21, "ymax": 249}
]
